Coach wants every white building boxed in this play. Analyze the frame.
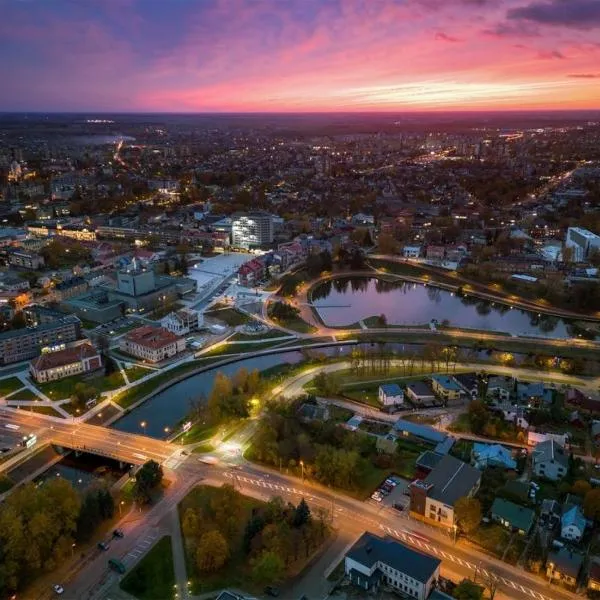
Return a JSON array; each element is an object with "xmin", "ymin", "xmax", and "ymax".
[
  {"xmin": 231, "ymin": 212, "xmax": 274, "ymax": 249},
  {"xmin": 402, "ymin": 245, "xmax": 421, "ymax": 258},
  {"xmin": 345, "ymin": 532, "xmax": 440, "ymax": 599},
  {"xmin": 120, "ymin": 325, "xmax": 185, "ymax": 363},
  {"xmin": 532, "ymin": 439, "xmax": 568, "ymax": 481},
  {"xmin": 160, "ymin": 308, "xmax": 202, "ymax": 336},
  {"xmin": 378, "ymin": 383, "xmax": 404, "ymax": 407},
  {"xmin": 566, "ymin": 227, "xmax": 600, "ymax": 262}
]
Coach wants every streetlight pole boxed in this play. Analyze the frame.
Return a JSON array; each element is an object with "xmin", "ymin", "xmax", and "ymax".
[
  {"xmin": 300, "ymin": 460, "xmax": 304, "ymax": 481},
  {"xmin": 141, "ymin": 421, "xmax": 147, "ymax": 435},
  {"xmin": 119, "ymin": 500, "xmax": 125, "ymax": 516}
]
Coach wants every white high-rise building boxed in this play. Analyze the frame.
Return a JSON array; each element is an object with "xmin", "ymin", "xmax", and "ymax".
[
  {"xmin": 231, "ymin": 212, "xmax": 274, "ymax": 249},
  {"xmin": 565, "ymin": 227, "xmax": 600, "ymax": 262}
]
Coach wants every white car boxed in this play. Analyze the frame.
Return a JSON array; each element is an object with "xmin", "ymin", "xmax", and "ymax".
[
  {"xmin": 53, "ymin": 584, "xmax": 64, "ymax": 595},
  {"xmin": 371, "ymin": 492, "xmax": 382, "ymax": 502}
]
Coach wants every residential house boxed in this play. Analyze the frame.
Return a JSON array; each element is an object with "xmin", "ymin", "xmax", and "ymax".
[
  {"xmin": 431, "ymin": 375, "xmax": 463, "ymax": 402},
  {"xmin": 546, "ymin": 548, "xmax": 583, "ymax": 588},
  {"xmin": 29, "ymin": 342, "xmax": 102, "ymax": 383},
  {"xmin": 517, "ymin": 382, "xmax": 552, "ymax": 407},
  {"xmin": 588, "ymin": 558, "xmax": 600, "ymax": 595},
  {"xmin": 532, "ymin": 439, "xmax": 569, "ymax": 481},
  {"xmin": 426, "ymin": 245, "xmax": 445, "ymax": 261},
  {"xmin": 472, "ymin": 443, "xmax": 516, "ymax": 470},
  {"xmin": 237, "ymin": 258, "xmax": 265, "ymax": 287},
  {"xmin": 120, "ymin": 326, "xmax": 186, "ymax": 363},
  {"xmin": 487, "ymin": 376, "xmax": 514, "ymax": 402},
  {"xmin": 453, "ymin": 373, "xmax": 479, "ymax": 399},
  {"xmin": 344, "ymin": 532, "xmax": 441, "ymax": 599},
  {"xmin": 378, "ymin": 383, "xmax": 404, "ymax": 408},
  {"xmin": 402, "ymin": 245, "xmax": 421, "ymax": 258},
  {"xmin": 499, "ymin": 403, "xmax": 530, "ymax": 429},
  {"xmin": 528, "ymin": 431, "xmax": 568, "ymax": 447},
  {"xmin": 393, "ymin": 419, "xmax": 447, "ymax": 445},
  {"xmin": 406, "ymin": 381, "xmax": 436, "ymax": 405},
  {"xmin": 561, "ymin": 504, "xmax": 586, "ymax": 542},
  {"xmin": 490, "ymin": 498, "xmax": 535, "ymax": 535},
  {"xmin": 160, "ymin": 308, "xmax": 202, "ymax": 336},
  {"xmin": 409, "ymin": 455, "xmax": 481, "ymax": 529},
  {"xmin": 539, "ymin": 499, "xmax": 562, "ymax": 531}
]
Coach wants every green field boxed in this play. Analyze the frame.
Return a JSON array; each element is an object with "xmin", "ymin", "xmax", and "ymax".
[
  {"xmin": 228, "ymin": 329, "xmax": 292, "ymax": 342},
  {"xmin": 34, "ymin": 370, "xmax": 125, "ymax": 400},
  {"xmin": 205, "ymin": 307, "xmax": 250, "ymax": 327},
  {"xmin": 0, "ymin": 377, "xmax": 25, "ymax": 397},
  {"xmin": 120, "ymin": 536, "xmax": 175, "ymax": 600},
  {"xmin": 22, "ymin": 404, "xmax": 64, "ymax": 417},
  {"xmin": 8, "ymin": 388, "xmax": 40, "ymax": 401}
]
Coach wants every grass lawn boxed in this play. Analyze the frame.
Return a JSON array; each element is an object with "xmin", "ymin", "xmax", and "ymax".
[
  {"xmin": 270, "ymin": 315, "xmax": 317, "ymax": 334},
  {"xmin": 175, "ymin": 422, "xmax": 218, "ymax": 445},
  {"xmin": 468, "ymin": 524, "xmax": 511, "ymax": 558},
  {"xmin": 205, "ymin": 307, "xmax": 250, "ymax": 327},
  {"xmin": 124, "ymin": 365, "xmax": 154, "ymax": 382},
  {"xmin": 327, "ymin": 559, "xmax": 345, "ymax": 582},
  {"xmin": 228, "ymin": 329, "xmax": 292, "ymax": 342},
  {"xmin": 34, "ymin": 370, "xmax": 125, "ymax": 400},
  {"xmin": 8, "ymin": 388, "xmax": 39, "ymax": 401},
  {"xmin": 192, "ymin": 441, "xmax": 215, "ymax": 454},
  {"xmin": 275, "ymin": 337, "xmax": 334, "ymax": 348},
  {"xmin": 22, "ymin": 404, "xmax": 64, "ymax": 417},
  {"xmin": 120, "ymin": 535, "xmax": 175, "ymax": 600},
  {"xmin": 0, "ymin": 377, "xmax": 25, "ymax": 396},
  {"xmin": 179, "ymin": 485, "xmax": 265, "ymax": 594}
]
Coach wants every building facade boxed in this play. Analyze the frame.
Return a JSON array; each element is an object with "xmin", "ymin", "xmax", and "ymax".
[
  {"xmin": 30, "ymin": 342, "xmax": 102, "ymax": 382},
  {"xmin": 566, "ymin": 227, "xmax": 600, "ymax": 262},
  {"xmin": 231, "ymin": 212, "xmax": 274, "ymax": 249},
  {"xmin": 120, "ymin": 325, "xmax": 185, "ymax": 363}
]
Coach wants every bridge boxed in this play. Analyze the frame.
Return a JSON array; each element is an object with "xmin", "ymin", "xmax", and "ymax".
[{"xmin": 0, "ymin": 410, "xmax": 185, "ymax": 474}]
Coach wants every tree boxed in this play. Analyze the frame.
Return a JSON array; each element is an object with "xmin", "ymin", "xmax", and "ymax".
[
  {"xmin": 468, "ymin": 400, "xmax": 489, "ymax": 435},
  {"xmin": 377, "ymin": 313, "xmax": 387, "ymax": 327},
  {"xmin": 71, "ymin": 382, "xmax": 97, "ymax": 408},
  {"xmin": 377, "ymin": 233, "xmax": 398, "ymax": 255},
  {"xmin": 293, "ymin": 498, "xmax": 311, "ymax": 528},
  {"xmin": 182, "ymin": 508, "xmax": 202, "ymax": 540},
  {"xmin": 572, "ymin": 479, "xmax": 592, "ymax": 497},
  {"xmin": 453, "ymin": 578, "xmax": 484, "ymax": 600},
  {"xmin": 196, "ymin": 530, "xmax": 229, "ymax": 572},
  {"xmin": 584, "ymin": 488, "xmax": 600, "ymax": 521},
  {"xmin": 133, "ymin": 460, "xmax": 163, "ymax": 505},
  {"xmin": 454, "ymin": 497, "xmax": 481, "ymax": 534},
  {"xmin": 252, "ymin": 550, "xmax": 285, "ymax": 584}
]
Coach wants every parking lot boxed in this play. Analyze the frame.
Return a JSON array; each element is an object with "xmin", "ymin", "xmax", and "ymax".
[{"xmin": 369, "ymin": 475, "xmax": 411, "ymax": 511}]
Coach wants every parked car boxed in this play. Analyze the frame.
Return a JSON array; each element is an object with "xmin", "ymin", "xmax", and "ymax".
[
  {"xmin": 371, "ymin": 491, "xmax": 383, "ymax": 502},
  {"xmin": 52, "ymin": 584, "xmax": 64, "ymax": 595},
  {"xmin": 97, "ymin": 542, "xmax": 110, "ymax": 551},
  {"xmin": 379, "ymin": 487, "xmax": 390, "ymax": 496},
  {"xmin": 112, "ymin": 529, "xmax": 125, "ymax": 538}
]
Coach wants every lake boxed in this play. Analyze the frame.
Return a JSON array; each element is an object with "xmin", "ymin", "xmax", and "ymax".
[{"xmin": 312, "ymin": 277, "xmax": 574, "ymax": 339}]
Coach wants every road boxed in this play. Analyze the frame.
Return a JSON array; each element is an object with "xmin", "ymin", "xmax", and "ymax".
[{"xmin": 56, "ymin": 458, "xmax": 579, "ymax": 600}]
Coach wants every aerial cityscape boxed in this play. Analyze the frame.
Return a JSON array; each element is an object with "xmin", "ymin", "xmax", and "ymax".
[{"xmin": 1, "ymin": 1, "xmax": 600, "ymax": 600}]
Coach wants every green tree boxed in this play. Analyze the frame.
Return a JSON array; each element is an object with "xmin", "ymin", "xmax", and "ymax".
[
  {"xmin": 453, "ymin": 578, "xmax": 484, "ymax": 600},
  {"xmin": 584, "ymin": 488, "xmax": 600, "ymax": 521},
  {"xmin": 182, "ymin": 508, "xmax": 202, "ymax": 540},
  {"xmin": 293, "ymin": 498, "xmax": 311, "ymax": 528},
  {"xmin": 468, "ymin": 400, "xmax": 488, "ymax": 434},
  {"xmin": 196, "ymin": 530, "xmax": 229, "ymax": 572},
  {"xmin": 454, "ymin": 497, "xmax": 481, "ymax": 534},
  {"xmin": 76, "ymin": 491, "xmax": 101, "ymax": 542},
  {"xmin": 133, "ymin": 460, "xmax": 163, "ymax": 505},
  {"xmin": 251, "ymin": 550, "xmax": 285, "ymax": 584}
]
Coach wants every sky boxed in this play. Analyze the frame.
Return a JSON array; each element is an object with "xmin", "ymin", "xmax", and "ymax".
[{"xmin": 1, "ymin": 0, "xmax": 600, "ymax": 112}]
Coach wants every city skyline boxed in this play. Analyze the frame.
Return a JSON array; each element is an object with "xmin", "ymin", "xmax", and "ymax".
[{"xmin": 1, "ymin": 0, "xmax": 600, "ymax": 112}]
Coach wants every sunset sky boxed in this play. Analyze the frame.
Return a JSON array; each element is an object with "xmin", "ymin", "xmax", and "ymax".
[{"xmin": 1, "ymin": 0, "xmax": 600, "ymax": 112}]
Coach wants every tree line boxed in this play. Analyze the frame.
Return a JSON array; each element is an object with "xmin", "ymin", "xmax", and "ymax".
[{"xmin": 0, "ymin": 478, "xmax": 115, "ymax": 596}]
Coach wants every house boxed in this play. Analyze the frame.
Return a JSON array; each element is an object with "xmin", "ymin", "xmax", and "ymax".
[
  {"xmin": 237, "ymin": 258, "xmax": 265, "ymax": 287},
  {"xmin": 527, "ymin": 431, "xmax": 568, "ymax": 447},
  {"xmin": 500, "ymin": 404, "xmax": 530, "ymax": 429},
  {"xmin": 393, "ymin": 419, "xmax": 447, "ymax": 445},
  {"xmin": 532, "ymin": 439, "xmax": 568, "ymax": 481},
  {"xmin": 490, "ymin": 498, "xmax": 535, "ymax": 535},
  {"xmin": 539, "ymin": 499, "xmax": 561, "ymax": 531},
  {"xmin": 29, "ymin": 343, "xmax": 102, "ymax": 383},
  {"xmin": 487, "ymin": 376, "xmax": 514, "ymax": 401},
  {"xmin": 546, "ymin": 547, "xmax": 583, "ymax": 588},
  {"xmin": 415, "ymin": 451, "xmax": 444, "ymax": 476},
  {"xmin": 472, "ymin": 443, "xmax": 516, "ymax": 470},
  {"xmin": 516, "ymin": 382, "xmax": 552, "ymax": 406},
  {"xmin": 406, "ymin": 381, "xmax": 436, "ymax": 405},
  {"xmin": 561, "ymin": 504, "xmax": 586, "ymax": 542},
  {"xmin": 160, "ymin": 308, "xmax": 202, "ymax": 336},
  {"xmin": 566, "ymin": 388, "xmax": 600, "ymax": 414},
  {"xmin": 378, "ymin": 383, "xmax": 404, "ymax": 408},
  {"xmin": 119, "ymin": 325, "xmax": 186, "ymax": 363},
  {"xmin": 426, "ymin": 245, "xmax": 445, "ymax": 261},
  {"xmin": 588, "ymin": 558, "xmax": 600, "ymax": 595},
  {"xmin": 345, "ymin": 532, "xmax": 441, "ymax": 599},
  {"xmin": 453, "ymin": 373, "xmax": 479, "ymax": 399},
  {"xmin": 409, "ymin": 455, "xmax": 481, "ymax": 529},
  {"xmin": 431, "ymin": 375, "xmax": 463, "ymax": 402},
  {"xmin": 402, "ymin": 245, "xmax": 421, "ymax": 258}
]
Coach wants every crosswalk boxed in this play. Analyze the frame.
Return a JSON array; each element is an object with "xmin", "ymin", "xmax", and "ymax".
[
  {"xmin": 380, "ymin": 525, "xmax": 553, "ymax": 600},
  {"xmin": 223, "ymin": 471, "xmax": 318, "ymax": 500}
]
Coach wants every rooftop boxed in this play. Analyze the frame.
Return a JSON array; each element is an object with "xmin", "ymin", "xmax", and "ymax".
[
  {"xmin": 31, "ymin": 343, "xmax": 99, "ymax": 371},
  {"xmin": 420, "ymin": 455, "xmax": 481, "ymax": 507},
  {"xmin": 379, "ymin": 383, "xmax": 403, "ymax": 396},
  {"xmin": 124, "ymin": 325, "xmax": 180, "ymax": 349},
  {"xmin": 431, "ymin": 375, "xmax": 462, "ymax": 392},
  {"xmin": 345, "ymin": 532, "xmax": 440, "ymax": 584},
  {"xmin": 491, "ymin": 498, "xmax": 535, "ymax": 532},
  {"xmin": 393, "ymin": 419, "xmax": 447, "ymax": 444}
]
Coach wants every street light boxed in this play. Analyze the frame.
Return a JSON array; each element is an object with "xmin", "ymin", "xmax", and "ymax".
[
  {"xmin": 119, "ymin": 500, "xmax": 125, "ymax": 515},
  {"xmin": 300, "ymin": 460, "xmax": 304, "ymax": 481},
  {"xmin": 141, "ymin": 421, "xmax": 147, "ymax": 435}
]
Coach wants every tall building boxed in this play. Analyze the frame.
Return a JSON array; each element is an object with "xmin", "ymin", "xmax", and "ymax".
[
  {"xmin": 566, "ymin": 227, "xmax": 600, "ymax": 262},
  {"xmin": 231, "ymin": 212, "xmax": 274, "ymax": 249}
]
